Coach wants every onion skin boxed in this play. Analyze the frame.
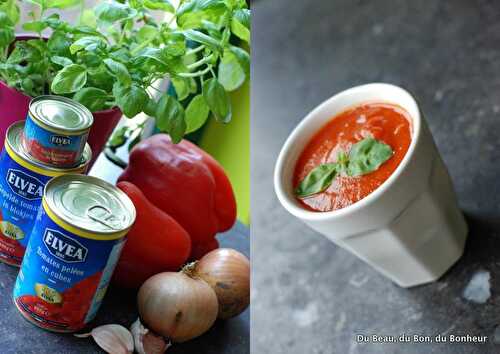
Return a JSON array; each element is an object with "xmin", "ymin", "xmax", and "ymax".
[
  {"xmin": 195, "ymin": 249, "xmax": 250, "ymax": 319},
  {"xmin": 137, "ymin": 272, "xmax": 218, "ymax": 343}
]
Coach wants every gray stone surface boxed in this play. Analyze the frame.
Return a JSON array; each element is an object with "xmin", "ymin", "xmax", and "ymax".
[
  {"xmin": 0, "ymin": 223, "xmax": 249, "ymax": 354},
  {"xmin": 252, "ymin": 1, "xmax": 500, "ymax": 353}
]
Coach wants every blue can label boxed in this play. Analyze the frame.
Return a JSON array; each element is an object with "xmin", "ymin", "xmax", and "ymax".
[
  {"xmin": 14, "ymin": 205, "xmax": 125, "ymax": 332},
  {"xmin": 0, "ymin": 148, "xmax": 52, "ymax": 265},
  {"xmin": 43, "ymin": 228, "xmax": 88, "ymax": 263},
  {"xmin": 23, "ymin": 115, "xmax": 87, "ymax": 167}
]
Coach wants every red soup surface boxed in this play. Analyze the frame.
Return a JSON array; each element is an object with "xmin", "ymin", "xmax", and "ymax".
[{"xmin": 293, "ymin": 103, "xmax": 412, "ymax": 212}]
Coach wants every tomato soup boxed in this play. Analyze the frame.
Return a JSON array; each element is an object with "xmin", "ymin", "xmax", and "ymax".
[{"xmin": 293, "ymin": 103, "xmax": 412, "ymax": 212}]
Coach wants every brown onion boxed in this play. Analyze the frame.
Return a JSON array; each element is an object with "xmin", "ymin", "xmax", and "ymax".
[
  {"xmin": 137, "ymin": 269, "xmax": 218, "ymax": 343},
  {"xmin": 195, "ymin": 248, "xmax": 250, "ymax": 319}
]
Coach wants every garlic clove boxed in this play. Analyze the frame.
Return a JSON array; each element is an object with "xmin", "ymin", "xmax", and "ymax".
[
  {"xmin": 131, "ymin": 318, "xmax": 171, "ymax": 354},
  {"xmin": 75, "ymin": 324, "xmax": 134, "ymax": 354},
  {"xmin": 142, "ymin": 332, "xmax": 171, "ymax": 354},
  {"xmin": 131, "ymin": 318, "xmax": 148, "ymax": 354}
]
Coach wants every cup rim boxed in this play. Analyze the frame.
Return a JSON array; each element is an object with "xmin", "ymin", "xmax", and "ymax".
[{"xmin": 273, "ymin": 82, "xmax": 422, "ymax": 221}]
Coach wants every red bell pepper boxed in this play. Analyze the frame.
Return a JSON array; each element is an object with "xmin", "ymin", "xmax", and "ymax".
[
  {"xmin": 113, "ymin": 181, "xmax": 192, "ymax": 288},
  {"xmin": 118, "ymin": 134, "xmax": 237, "ymax": 260}
]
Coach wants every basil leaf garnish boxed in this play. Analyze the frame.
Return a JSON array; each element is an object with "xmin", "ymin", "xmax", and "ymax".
[
  {"xmin": 347, "ymin": 138, "xmax": 393, "ymax": 176},
  {"xmin": 295, "ymin": 138, "xmax": 393, "ymax": 198},
  {"xmin": 295, "ymin": 163, "xmax": 338, "ymax": 198}
]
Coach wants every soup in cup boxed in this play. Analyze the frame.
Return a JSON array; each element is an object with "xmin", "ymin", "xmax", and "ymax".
[{"xmin": 274, "ymin": 83, "xmax": 468, "ymax": 287}]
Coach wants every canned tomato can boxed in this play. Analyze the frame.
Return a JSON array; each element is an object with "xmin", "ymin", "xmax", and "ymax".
[
  {"xmin": 13, "ymin": 174, "xmax": 136, "ymax": 332},
  {"xmin": 23, "ymin": 95, "xmax": 93, "ymax": 167},
  {"xmin": 0, "ymin": 122, "xmax": 91, "ymax": 266}
]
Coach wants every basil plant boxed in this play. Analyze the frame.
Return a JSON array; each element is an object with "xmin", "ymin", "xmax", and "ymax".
[{"xmin": 0, "ymin": 0, "xmax": 250, "ymax": 144}]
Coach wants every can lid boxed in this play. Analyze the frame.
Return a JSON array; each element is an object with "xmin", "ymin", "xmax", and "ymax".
[
  {"xmin": 7, "ymin": 121, "xmax": 91, "ymax": 174},
  {"xmin": 29, "ymin": 95, "xmax": 93, "ymax": 133},
  {"xmin": 44, "ymin": 174, "xmax": 136, "ymax": 235}
]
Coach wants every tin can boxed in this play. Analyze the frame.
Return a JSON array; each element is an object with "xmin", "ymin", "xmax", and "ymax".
[
  {"xmin": 23, "ymin": 95, "xmax": 93, "ymax": 167},
  {"xmin": 13, "ymin": 174, "xmax": 136, "ymax": 332},
  {"xmin": 0, "ymin": 121, "xmax": 91, "ymax": 266}
]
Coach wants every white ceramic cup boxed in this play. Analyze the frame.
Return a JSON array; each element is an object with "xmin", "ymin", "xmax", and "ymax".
[{"xmin": 274, "ymin": 83, "xmax": 468, "ymax": 287}]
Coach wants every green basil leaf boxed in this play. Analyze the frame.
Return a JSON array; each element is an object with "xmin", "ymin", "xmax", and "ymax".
[
  {"xmin": 0, "ymin": 12, "xmax": 14, "ymax": 48},
  {"xmin": 113, "ymin": 83, "xmax": 148, "ymax": 118},
  {"xmin": 233, "ymin": 8, "xmax": 250, "ymax": 27},
  {"xmin": 218, "ymin": 48, "xmax": 245, "ymax": 91},
  {"xmin": 0, "ymin": 0, "xmax": 20, "ymax": 24},
  {"xmin": 43, "ymin": 13, "xmax": 63, "ymax": 29},
  {"xmin": 347, "ymin": 138, "xmax": 393, "ymax": 176},
  {"xmin": 109, "ymin": 48, "xmax": 131, "ymax": 63},
  {"xmin": 336, "ymin": 151, "xmax": 349, "ymax": 174},
  {"xmin": 6, "ymin": 43, "xmax": 33, "ymax": 64},
  {"xmin": 103, "ymin": 58, "xmax": 131, "ymax": 86},
  {"xmin": 22, "ymin": 20, "xmax": 47, "ymax": 33},
  {"xmin": 156, "ymin": 95, "xmax": 186, "ymax": 143},
  {"xmin": 79, "ymin": 9, "xmax": 97, "ymax": 28},
  {"xmin": 107, "ymin": 25, "xmax": 121, "ymax": 43},
  {"xmin": 177, "ymin": 0, "xmax": 228, "ymax": 29},
  {"xmin": 26, "ymin": 39, "xmax": 47, "ymax": 54},
  {"xmin": 87, "ymin": 66, "xmax": 114, "ymax": 92},
  {"xmin": 202, "ymin": 78, "xmax": 231, "ymax": 123},
  {"xmin": 119, "ymin": 20, "xmax": 131, "ymax": 34},
  {"xmin": 21, "ymin": 77, "xmax": 34, "ymax": 93},
  {"xmin": 73, "ymin": 87, "xmax": 109, "ymax": 112},
  {"xmin": 108, "ymin": 126, "xmax": 129, "ymax": 148},
  {"xmin": 225, "ymin": 0, "xmax": 248, "ymax": 9},
  {"xmin": 46, "ymin": 0, "xmax": 81, "ymax": 9},
  {"xmin": 72, "ymin": 25, "xmax": 103, "ymax": 37},
  {"xmin": 0, "ymin": 28, "xmax": 14, "ymax": 49},
  {"xmin": 163, "ymin": 32, "xmax": 186, "ymax": 57},
  {"xmin": 229, "ymin": 45, "xmax": 249, "ymax": 76},
  {"xmin": 50, "ymin": 56, "xmax": 73, "ymax": 67},
  {"xmin": 70, "ymin": 36, "xmax": 105, "ymax": 54},
  {"xmin": 133, "ymin": 47, "xmax": 168, "ymax": 68},
  {"xmin": 79, "ymin": 52, "xmax": 102, "ymax": 67},
  {"xmin": 201, "ymin": 20, "xmax": 222, "ymax": 38},
  {"xmin": 133, "ymin": 47, "xmax": 187, "ymax": 74},
  {"xmin": 185, "ymin": 94, "xmax": 210, "ymax": 133},
  {"xmin": 95, "ymin": 1, "xmax": 137, "ymax": 24},
  {"xmin": 137, "ymin": 25, "xmax": 158, "ymax": 42},
  {"xmin": 295, "ymin": 163, "xmax": 338, "ymax": 198},
  {"xmin": 171, "ymin": 77, "xmax": 190, "ymax": 101},
  {"xmin": 183, "ymin": 29, "xmax": 222, "ymax": 54},
  {"xmin": 51, "ymin": 64, "xmax": 87, "ymax": 94},
  {"xmin": 144, "ymin": 97, "xmax": 157, "ymax": 117},
  {"xmin": 143, "ymin": 0, "xmax": 174, "ymax": 12},
  {"xmin": 231, "ymin": 8, "xmax": 250, "ymax": 43},
  {"xmin": 47, "ymin": 30, "xmax": 72, "ymax": 56},
  {"xmin": 0, "ymin": 11, "xmax": 14, "ymax": 27}
]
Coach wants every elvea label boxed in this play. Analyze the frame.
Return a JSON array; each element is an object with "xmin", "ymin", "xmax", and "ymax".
[
  {"xmin": 13, "ymin": 206, "xmax": 125, "ymax": 332},
  {"xmin": 0, "ymin": 148, "xmax": 52, "ymax": 266},
  {"xmin": 43, "ymin": 229, "xmax": 88, "ymax": 263},
  {"xmin": 50, "ymin": 135, "xmax": 72, "ymax": 146},
  {"xmin": 6, "ymin": 169, "xmax": 44, "ymax": 200},
  {"xmin": 23, "ymin": 116, "xmax": 87, "ymax": 167}
]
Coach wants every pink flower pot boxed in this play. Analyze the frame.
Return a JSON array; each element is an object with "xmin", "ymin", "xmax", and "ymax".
[
  {"xmin": 0, "ymin": 80, "xmax": 31, "ymax": 147},
  {"xmin": 0, "ymin": 36, "xmax": 123, "ymax": 168}
]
